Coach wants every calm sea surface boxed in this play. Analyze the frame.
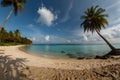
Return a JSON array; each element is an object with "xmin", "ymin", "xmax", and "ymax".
[{"xmin": 22, "ymin": 44, "xmax": 120, "ymax": 59}]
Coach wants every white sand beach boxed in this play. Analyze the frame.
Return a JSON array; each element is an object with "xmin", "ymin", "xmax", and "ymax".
[
  {"xmin": 0, "ymin": 45, "xmax": 120, "ymax": 80},
  {"xmin": 0, "ymin": 45, "xmax": 119, "ymax": 69}
]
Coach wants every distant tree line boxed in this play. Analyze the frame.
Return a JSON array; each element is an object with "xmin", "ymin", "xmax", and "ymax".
[{"xmin": 0, "ymin": 28, "xmax": 32, "ymax": 45}]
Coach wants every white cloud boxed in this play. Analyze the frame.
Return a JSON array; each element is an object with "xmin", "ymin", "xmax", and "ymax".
[
  {"xmin": 32, "ymin": 37, "xmax": 36, "ymax": 41},
  {"xmin": 44, "ymin": 35, "xmax": 72, "ymax": 44},
  {"xmin": 37, "ymin": 6, "xmax": 57, "ymax": 26},
  {"xmin": 45, "ymin": 35, "xmax": 50, "ymax": 41},
  {"xmin": 106, "ymin": 1, "xmax": 120, "ymax": 10},
  {"xmin": 73, "ymin": 23, "xmax": 120, "ymax": 43},
  {"xmin": 82, "ymin": 34, "xmax": 88, "ymax": 41},
  {"xmin": 105, "ymin": 1, "xmax": 120, "ymax": 26},
  {"xmin": 29, "ymin": 31, "xmax": 72, "ymax": 44},
  {"xmin": 28, "ymin": 23, "xmax": 120, "ymax": 44},
  {"xmin": 101, "ymin": 24, "xmax": 120, "ymax": 39},
  {"xmin": 66, "ymin": 40, "xmax": 71, "ymax": 43},
  {"xmin": 109, "ymin": 18, "xmax": 120, "ymax": 25},
  {"xmin": 60, "ymin": 0, "xmax": 73, "ymax": 23},
  {"xmin": 28, "ymin": 24, "xmax": 34, "ymax": 27},
  {"xmin": 107, "ymin": 1, "xmax": 120, "ymax": 25}
]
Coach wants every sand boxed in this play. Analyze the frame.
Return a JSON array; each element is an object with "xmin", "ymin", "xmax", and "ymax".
[{"xmin": 0, "ymin": 45, "xmax": 120, "ymax": 80}]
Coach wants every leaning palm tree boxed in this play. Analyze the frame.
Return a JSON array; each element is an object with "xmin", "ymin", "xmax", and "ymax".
[
  {"xmin": 81, "ymin": 6, "xmax": 120, "ymax": 57},
  {"xmin": 0, "ymin": 0, "xmax": 27, "ymax": 31}
]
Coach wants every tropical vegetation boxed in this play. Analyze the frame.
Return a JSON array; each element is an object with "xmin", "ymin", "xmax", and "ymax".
[
  {"xmin": 0, "ymin": 0, "xmax": 27, "ymax": 31},
  {"xmin": 0, "ymin": 27, "xmax": 32, "ymax": 46},
  {"xmin": 81, "ymin": 6, "xmax": 120, "ymax": 57}
]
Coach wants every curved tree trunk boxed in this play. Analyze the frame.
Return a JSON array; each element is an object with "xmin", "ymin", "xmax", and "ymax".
[
  {"xmin": 95, "ymin": 31, "xmax": 120, "ymax": 59},
  {"xmin": 96, "ymin": 31, "xmax": 115, "ymax": 50},
  {"xmin": 0, "ymin": 8, "xmax": 13, "ymax": 31}
]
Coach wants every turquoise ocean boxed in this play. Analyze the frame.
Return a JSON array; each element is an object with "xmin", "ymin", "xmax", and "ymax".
[{"xmin": 22, "ymin": 44, "xmax": 120, "ymax": 59}]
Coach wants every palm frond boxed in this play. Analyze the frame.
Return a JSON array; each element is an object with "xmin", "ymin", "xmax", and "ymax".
[
  {"xmin": 81, "ymin": 6, "xmax": 108, "ymax": 33},
  {"xmin": 0, "ymin": 0, "xmax": 12, "ymax": 7},
  {"xmin": 1, "ymin": 0, "xmax": 26, "ymax": 15}
]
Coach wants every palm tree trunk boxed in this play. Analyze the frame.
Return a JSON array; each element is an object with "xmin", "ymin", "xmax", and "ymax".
[
  {"xmin": 96, "ymin": 31, "xmax": 115, "ymax": 50},
  {"xmin": 0, "ymin": 8, "xmax": 13, "ymax": 31}
]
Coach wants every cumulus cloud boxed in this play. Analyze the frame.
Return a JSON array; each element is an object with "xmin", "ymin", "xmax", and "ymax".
[
  {"xmin": 30, "ymin": 32, "xmax": 72, "ymax": 44},
  {"xmin": 101, "ymin": 24, "xmax": 120, "ymax": 39},
  {"xmin": 73, "ymin": 23, "xmax": 120, "ymax": 43},
  {"xmin": 45, "ymin": 35, "xmax": 50, "ymax": 41},
  {"xmin": 37, "ymin": 6, "xmax": 57, "ymax": 26},
  {"xmin": 44, "ymin": 35, "xmax": 69, "ymax": 43},
  {"xmin": 29, "ymin": 23, "xmax": 120, "ymax": 44}
]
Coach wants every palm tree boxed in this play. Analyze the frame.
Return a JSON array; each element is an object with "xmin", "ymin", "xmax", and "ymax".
[
  {"xmin": 0, "ymin": 0, "xmax": 27, "ymax": 31},
  {"xmin": 81, "ymin": 6, "xmax": 120, "ymax": 57},
  {"xmin": 14, "ymin": 29, "xmax": 20, "ymax": 42},
  {"xmin": 14, "ymin": 29, "xmax": 20, "ymax": 37}
]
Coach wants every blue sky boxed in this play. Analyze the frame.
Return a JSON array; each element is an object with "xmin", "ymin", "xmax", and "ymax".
[{"xmin": 0, "ymin": 0, "xmax": 120, "ymax": 44}]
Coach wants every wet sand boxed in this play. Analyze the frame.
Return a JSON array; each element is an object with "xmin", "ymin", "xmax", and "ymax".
[{"xmin": 0, "ymin": 45, "xmax": 120, "ymax": 80}]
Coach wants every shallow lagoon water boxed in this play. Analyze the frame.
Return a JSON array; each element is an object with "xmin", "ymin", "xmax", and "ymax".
[{"xmin": 23, "ymin": 44, "xmax": 120, "ymax": 59}]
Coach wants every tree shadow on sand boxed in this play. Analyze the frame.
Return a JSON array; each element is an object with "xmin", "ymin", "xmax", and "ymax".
[{"xmin": 0, "ymin": 55, "xmax": 33, "ymax": 80}]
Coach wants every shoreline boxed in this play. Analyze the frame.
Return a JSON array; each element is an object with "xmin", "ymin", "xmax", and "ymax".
[
  {"xmin": 0, "ymin": 45, "xmax": 120, "ymax": 80},
  {"xmin": 18, "ymin": 45, "xmax": 71, "ymax": 60},
  {"xmin": 0, "ymin": 45, "xmax": 119, "ymax": 70}
]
